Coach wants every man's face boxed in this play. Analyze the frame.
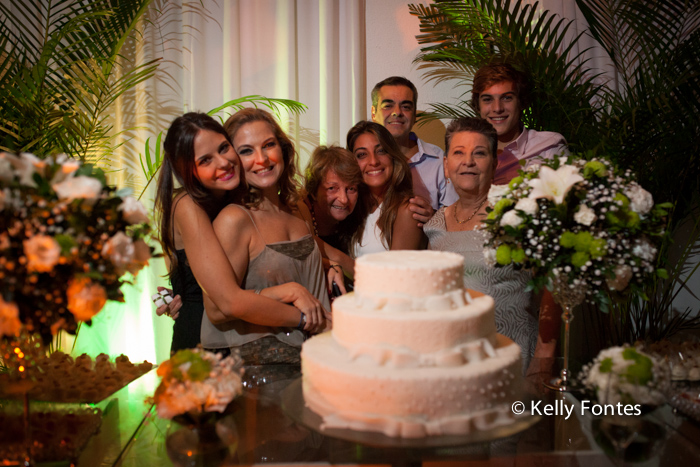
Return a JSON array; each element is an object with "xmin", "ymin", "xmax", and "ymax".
[
  {"xmin": 371, "ymin": 85, "xmax": 416, "ymax": 142},
  {"xmin": 478, "ymin": 81, "xmax": 522, "ymax": 142}
]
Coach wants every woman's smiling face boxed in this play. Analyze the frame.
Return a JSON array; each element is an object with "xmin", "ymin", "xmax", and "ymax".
[
  {"xmin": 314, "ymin": 169, "xmax": 359, "ymax": 222},
  {"xmin": 233, "ymin": 120, "xmax": 284, "ymax": 190},
  {"xmin": 444, "ymin": 131, "xmax": 496, "ymax": 194},
  {"xmin": 193, "ymin": 129, "xmax": 240, "ymax": 197},
  {"xmin": 352, "ymin": 132, "xmax": 393, "ymax": 194}
]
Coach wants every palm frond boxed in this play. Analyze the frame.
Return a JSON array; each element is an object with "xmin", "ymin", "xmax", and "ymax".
[{"xmin": 0, "ymin": 0, "xmax": 157, "ymax": 159}]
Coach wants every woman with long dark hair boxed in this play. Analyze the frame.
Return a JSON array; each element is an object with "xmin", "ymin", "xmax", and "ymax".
[{"xmin": 346, "ymin": 121, "xmax": 426, "ymax": 256}]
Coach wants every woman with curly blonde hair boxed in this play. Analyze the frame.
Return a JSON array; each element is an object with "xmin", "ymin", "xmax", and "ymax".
[{"xmin": 200, "ymin": 108, "xmax": 331, "ymax": 364}]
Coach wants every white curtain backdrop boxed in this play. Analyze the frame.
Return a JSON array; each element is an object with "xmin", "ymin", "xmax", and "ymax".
[{"xmin": 76, "ymin": 0, "xmax": 652, "ymax": 362}]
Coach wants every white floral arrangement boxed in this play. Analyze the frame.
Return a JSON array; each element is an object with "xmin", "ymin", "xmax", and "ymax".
[
  {"xmin": 483, "ymin": 155, "xmax": 670, "ymax": 307},
  {"xmin": 581, "ymin": 345, "xmax": 670, "ymax": 406},
  {"xmin": 151, "ymin": 348, "xmax": 244, "ymax": 420},
  {"xmin": 0, "ymin": 152, "xmax": 153, "ymax": 343}
]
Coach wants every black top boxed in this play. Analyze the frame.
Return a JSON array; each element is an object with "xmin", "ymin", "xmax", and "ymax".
[{"xmin": 170, "ymin": 249, "xmax": 204, "ymax": 352}]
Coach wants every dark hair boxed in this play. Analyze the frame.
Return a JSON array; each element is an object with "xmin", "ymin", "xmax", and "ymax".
[
  {"xmin": 346, "ymin": 121, "xmax": 413, "ymax": 251},
  {"xmin": 445, "ymin": 117, "xmax": 498, "ymax": 158},
  {"xmin": 371, "ymin": 76, "xmax": 418, "ymax": 110},
  {"xmin": 155, "ymin": 112, "xmax": 244, "ymax": 273},
  {"xmin": 224, "ymin": 108, "xmax": 301, "ymax": 208},
  {"xmin": 304, "ymin": 145, "xmax": 370, "ymax": 252},
  {"xmin": 470, "ymin": 63, "xmax": 531, "ymax": 112}
]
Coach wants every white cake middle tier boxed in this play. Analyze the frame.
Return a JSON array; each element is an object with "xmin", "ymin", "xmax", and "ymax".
[{"xmin": 332, "ymin": 292, "xmax": 497, "ymax": 367}]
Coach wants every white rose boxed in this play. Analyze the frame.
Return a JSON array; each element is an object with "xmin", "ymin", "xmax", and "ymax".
[
  {"xmin": 487, "ymin": 184, "xmax": 510, "ymax": 206},
  {"xmin": 515, "ymin": 197, "xmax": 538, "ymax": 216},
  {"xmin": 102, "ymin": 232, "xmax": 135, "ymax": 275},
  {"xmin": 23, "ymin": 235, "xmax": 61, "ymax": 273},
  {"xmin": 0, "ymin": 153, "xmax": 13, "ymax": 183},
  {"xmin": 606, "ymin": 264, "xmax": 633, "ymax": 291},
  {"xmin": 50, "ymin": 155, "xmax": 81, "ymax": 185},
  {"xmin": 53, "ymin": 175, "xmax": 103, "ymax": 201},
  {"xmin": 625, "ymin": 183, "xmax": 654, "ymax": 215},
  {"xmin": 501, "ymin": 210, "xmax": 523, "ymax": 227},
  {"xmin": 0, "ymin": 296, "xmax": 22, "ymax": 338},
  {"xmin": 127, "ymin": 239, "xmax": 151, "ymax": 275},
  {"xmin": 0, "ymin": 152, "xmax": 38, "ymax": 186},
  {"xmin": 483, "ymin": 248, "xmax": 497, "ymax": 267},
  {"xmin": 21, "ymin": 152, "xmax": 47, "ymax": 177},
  {"xmin": 574, "ymin": 204, "xmax": 596, "ymax": 226},
  {"xmin": 632, "ymin": 239, "xmax": 657, "ymax": 262},
  {"xmin": 118, "ymin": 196, "xmax": 149, "ymax": 224}
]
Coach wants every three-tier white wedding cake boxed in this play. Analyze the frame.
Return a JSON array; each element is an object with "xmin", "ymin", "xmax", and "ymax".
[{"xmin": 302, "ymin": 250, "xmax": 524, "ymax": 438}]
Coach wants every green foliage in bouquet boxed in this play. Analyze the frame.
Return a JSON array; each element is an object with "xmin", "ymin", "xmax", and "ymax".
[
  {"xmin": 0, "ymin": 152, "xmax": 154, "ymax": 344},
  {"xmin": 483, "ymin": 155, "xmax": 670, "ymax": 309}
]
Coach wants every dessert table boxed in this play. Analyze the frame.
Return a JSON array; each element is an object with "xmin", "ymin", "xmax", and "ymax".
[{"xmin": 55, "ymin": 362, "xmax": 700, "ymax": 467}]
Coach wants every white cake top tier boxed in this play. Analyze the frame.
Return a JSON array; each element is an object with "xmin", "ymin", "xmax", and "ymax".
[{"xmin": 354, "ymin": 250, "xmax": 464, "ymax": 300}]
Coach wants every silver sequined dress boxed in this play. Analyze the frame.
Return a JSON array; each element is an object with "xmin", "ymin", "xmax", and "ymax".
[{"xmin": 424, "ymin": 207, "xmax": 537, "ymax": 370}]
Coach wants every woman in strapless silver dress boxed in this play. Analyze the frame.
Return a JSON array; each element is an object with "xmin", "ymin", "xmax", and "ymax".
[{"xmin": 424, "ymin": 117, "xmax": 540, "ymax": 372}]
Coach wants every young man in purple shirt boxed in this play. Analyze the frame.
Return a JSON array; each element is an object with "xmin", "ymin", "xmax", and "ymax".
[{"xmin": 472, "ymin": 63, "xmax": 569, "ymax": 185}]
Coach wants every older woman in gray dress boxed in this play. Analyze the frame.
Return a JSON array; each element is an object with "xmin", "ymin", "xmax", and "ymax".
[{"xmin": 424, "ymin": 117, "xmax": 539, "ymax": 371}]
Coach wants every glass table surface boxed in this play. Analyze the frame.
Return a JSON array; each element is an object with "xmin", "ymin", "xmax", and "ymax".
[{"xmin": 104, "ymin": 365, "xmax": 700, "ymax": 467}]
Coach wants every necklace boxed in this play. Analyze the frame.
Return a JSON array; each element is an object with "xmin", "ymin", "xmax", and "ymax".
[
  {"xmin": 308, "ymin": 198, "xmax": 319, "ymax": 236},
  {"xmin": 453, "ymin": 198, "xmax": 487, "ymax": 224}
]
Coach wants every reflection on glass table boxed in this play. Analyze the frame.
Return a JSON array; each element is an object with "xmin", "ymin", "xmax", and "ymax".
[{"xmin": 103, "ymin": 362, "xmax": 700, "ymax": 467}]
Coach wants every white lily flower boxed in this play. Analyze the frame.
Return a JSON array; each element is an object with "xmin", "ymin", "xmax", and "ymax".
[{"xmin": 528, "ymin": 165, "xmax": 583, "ymax": 205}]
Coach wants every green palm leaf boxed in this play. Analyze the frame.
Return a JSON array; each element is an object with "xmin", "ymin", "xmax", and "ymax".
[{"xmin": 0, "ymin": 0, "xmax": 156, "ymax": 159}]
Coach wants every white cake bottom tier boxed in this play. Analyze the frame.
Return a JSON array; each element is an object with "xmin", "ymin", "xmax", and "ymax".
[
  {"xmin": 301, "ymin": 333, "xmax": 523, "ymax": 438},
  {"xmin": 332, "ymin": 293, "xmax": 496, "ymax": 359}
]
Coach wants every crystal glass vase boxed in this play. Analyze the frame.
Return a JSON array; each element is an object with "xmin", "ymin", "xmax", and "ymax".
[{"xmin": 544, "ymin": 275, "xmax": 587, "ymax": 392}]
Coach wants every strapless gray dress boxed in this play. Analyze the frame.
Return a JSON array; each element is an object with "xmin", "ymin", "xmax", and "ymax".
[{"xmin": 200, "ymin": 205, "xmax": 330, "ymax": 363}]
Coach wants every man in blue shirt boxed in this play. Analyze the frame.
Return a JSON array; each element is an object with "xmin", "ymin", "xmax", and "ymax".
[{"xmin": 371, "ymin": 76, "xmax": 457, "ymax": 224}]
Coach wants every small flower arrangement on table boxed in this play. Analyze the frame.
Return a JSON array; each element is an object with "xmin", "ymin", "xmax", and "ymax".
[
  {"xmin": 581, "ymin": 345, "xmax": 670, "ymax": 407},
  {"xmin": 0, "ymin": 152, "xmax": 153, "ymax": 344},
  {"xmin": 151, "ymin": 348, "xmax": 244, "ymax": 421},
  {"xmin": 483, "ymin": 155, "xmax": 670, "ymax": 308}
]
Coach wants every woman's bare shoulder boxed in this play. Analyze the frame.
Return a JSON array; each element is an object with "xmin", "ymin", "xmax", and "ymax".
[
  {"xmin": 214, "ymin": 204, "xmax": 254, "ymax": 228},
  {"xmin": 172, "ymin": 193, "xmax": 206, "ymax": 221}
]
